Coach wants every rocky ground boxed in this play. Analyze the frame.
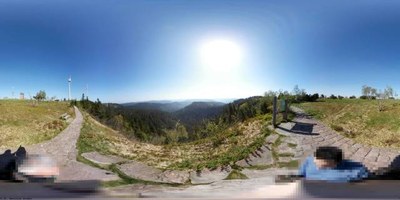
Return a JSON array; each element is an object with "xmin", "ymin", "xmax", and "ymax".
[
  {"xmin": 4, "ymin": 105, "xmax": 399, "ymax": 198},
  {"xmin": 2, "ymin": 106, "xmax": 120, "ymax": 182}
]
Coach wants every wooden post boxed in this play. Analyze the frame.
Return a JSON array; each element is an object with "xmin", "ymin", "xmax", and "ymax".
[
  {"xmin": 272, "ymin": 96, "xmax": 277, "ymax": 128},
  {"xmin": 283, "ymin": 100, "xmax": 288, "ymax": 121}
]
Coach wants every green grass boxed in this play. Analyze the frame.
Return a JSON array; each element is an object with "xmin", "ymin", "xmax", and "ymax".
[
  {"xmin": 277, "ymin": 160, "xmax": 299, "ymax": 168},
  {"xmin": 278, "ymin": 153, "xmax": 295, "ymax": 157},
  {"xmin": 287, "ymin": 143, "xmax": 297, "ymax": 148},
  {"xmin": 298, "ymin": 99, "xmax": 400, "ymax": 148},
  {"xmin": 174, "ymin": 125, "xmax": 273, "ymax": 171},
  {"xmin": 77, "ymin": 112, "xmax": 274, "ymax": 172},
  {"xmin": 225, "ymin": 169, "xmax": 248, "ymax": 180},
  {"xmin": 246, "ymin": 164, "xmax": 274, "ymax": 170},
  {"xmin": 0, "ymin": 99, "xmax": 73, "ymax": 148}
]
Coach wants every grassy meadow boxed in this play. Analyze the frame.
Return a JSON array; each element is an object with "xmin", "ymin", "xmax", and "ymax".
[
  {"xmin": 77, "ymin": 112, "xmax": 275, "ymax": 170},
  {"xmin": 0, "ymin": 100, "xmax": 74, "ymax": 149},
  {"xmin": 298, "ymin": 98, "xmax": 400, "ymax": 148}
]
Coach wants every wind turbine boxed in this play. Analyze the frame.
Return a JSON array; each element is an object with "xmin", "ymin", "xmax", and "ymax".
[
  {"xmin": 82, "ymin": 84, "xmax": 89, "ymax": 100},
  {"xmin": 68, "ymin": 76, "xmax": 72, "ymax": 100},
  {"xmin": 85, "ymin": 84, "xmax": 89, "ymax": 100}
]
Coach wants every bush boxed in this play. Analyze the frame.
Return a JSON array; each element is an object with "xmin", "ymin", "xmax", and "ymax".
[
  {"xmin": 330, "ymin": 124, "xmax": 344, "ymax": 132},
  {"xmin": 329, "ymin": 95, "xmax": 338, "ymax": 99},
  {"xmin": 349, "ymin": 96, "xmax": 356, "ymax": 99}
]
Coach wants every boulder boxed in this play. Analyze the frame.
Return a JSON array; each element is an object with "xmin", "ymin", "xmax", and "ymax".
[
  {"xmin": 117, "ymin": 161, "xmax": 189, "ymax": 184},
  {"xmin": 159, "ymin": 170, "xmax": 190, "ymax": 184},
  {"xmin": 265, "ymin": 134, "xmax": 279, "ymax": 144},
  {"xmin": 81, "ymin": 152, "xmax": 126, "ymax": 167},
  {"xmin": 235, "ymin": 146, "xmax": 274, "ymax": 167},
  {"xmin": 276, "ymin": 143, "xmax": 296, "ymax": 155},
  {"xmin": 189, "ymin": 166, "xmax": 232, "ymax": 184}
]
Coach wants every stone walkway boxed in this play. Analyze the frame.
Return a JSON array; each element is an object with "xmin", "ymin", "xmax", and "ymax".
[
  {"xmin": 24, "ymin": 106, "xmax": 119, "ymax": 182},
  {"xmin": 277, "ymin": 106, "xmax": 400, "ymax": 171}
]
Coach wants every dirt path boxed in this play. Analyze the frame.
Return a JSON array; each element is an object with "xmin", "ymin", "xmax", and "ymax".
[
  {"xmin": 104, "ymin": 106, "xmax": 400, "ymax": 198},
  {"xmin": 23, "ymin": 106, "xmax": 119, "ymax": 182},
  {"xmin": 275, "ymin": 106, "xmax": 400, "ymax": 171}
]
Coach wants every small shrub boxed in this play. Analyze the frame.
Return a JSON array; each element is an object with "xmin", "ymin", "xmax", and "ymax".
[
  {"xmin": 330, "ymin": 124, "xmax": 344, "ymax": 132},
  {"xmin": 287, "ymin": 143, "xmax": 297, "ymax": 148},
  {"xmin": 329, "ymin": 95, "xmax": 338, "ymax": 99},
  {"xmin": 278, "ymin": 153, "xmax": 294, "ymax": 157},
  {"xmin": 225, "ymin": 170, "xmax": 248, "ymax": 180},
  {"xmin": 278, "ymin": 160, "xmax": 299, "ymax": 168},
  {"xmin": 384, "ymin": 137, "xmax": 400, "ymax": 146}
]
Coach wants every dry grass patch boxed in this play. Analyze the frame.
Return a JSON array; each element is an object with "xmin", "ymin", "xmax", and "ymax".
[
  {"xmin": 78, "ymin": 112, "xmax": 271, "ymax": 170},
  {"xmin": 299, "ymin": 99, "xmax": 400, "ymax": 148},
  {"xmin": 0, "ymin": 100, "xmax": 74, "ymax": 149}
]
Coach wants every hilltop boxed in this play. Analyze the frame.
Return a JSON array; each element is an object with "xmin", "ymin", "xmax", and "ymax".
[
  {"xmin": 73, "ymin": 95, "xmax": 289, "ymax": 170},
  {"xmin": 0, "ymin": 100, "xmax": 74, "ymax": 149},
  {"xmin": 121, "ymin": 99, "xmax": 228, "ymax": 113},
  {"xmin": 298, "ymin": 98, "xmax": 400, "ymax": 148}
]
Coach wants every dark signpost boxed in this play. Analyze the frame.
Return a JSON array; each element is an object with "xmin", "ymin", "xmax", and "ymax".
[
  {"xmin": 272, "ymin": 96, "xmax": 288, "ymax": 127},
  {"xmin": 272, "ymin": 96, "xmax": 277, "ymax": 127}
]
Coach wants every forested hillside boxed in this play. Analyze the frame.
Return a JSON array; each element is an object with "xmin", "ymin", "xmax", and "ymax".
[
  {"xmin": 72, "ymin": 95, "xmax": 279, "ymax": 144},
  {"xmin": 174, "ymin": 101, "xmax": 225, "ymax": 133}
]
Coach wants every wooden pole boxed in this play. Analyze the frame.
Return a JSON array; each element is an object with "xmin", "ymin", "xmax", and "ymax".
[
  {"xmin": 272, "ymin": 96, "xmax": 277, "ymax": 128},
  {"xmin": 283, "ymin": 99, "xmax": 288, "ymax": 121}
]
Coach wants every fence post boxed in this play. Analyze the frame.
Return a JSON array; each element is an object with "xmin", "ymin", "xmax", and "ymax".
[
  {"xmin": 272, "ymin": 96, "xmax": 277, "ymax": 128},
  {"xmin": 283, "ymin": 99, "xmax": 288, "ymax": 121}
]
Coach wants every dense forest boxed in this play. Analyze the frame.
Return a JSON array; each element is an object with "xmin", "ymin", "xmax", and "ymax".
[
  {"xmin": 71, "ymin": 97, "xmax": 227, "ymax": 144},
  {"xmin": 72, "ymin": 89, "xmax": 318, "ymax": 145}
]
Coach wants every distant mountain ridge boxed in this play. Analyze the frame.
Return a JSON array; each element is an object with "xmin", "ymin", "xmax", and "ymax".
[
  {"xmin": 121, "ymin": 99, "xmax": 230, "ymax": 113},
  {"xmin": 122, "ymin": 102, "xmax": 190, "ymax": 112},
  {"xmin": 174, "ymin": 101, "xmax": 225, "ymax": 133}
]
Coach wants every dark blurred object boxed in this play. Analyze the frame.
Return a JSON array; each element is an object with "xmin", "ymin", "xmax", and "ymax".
[
  {"xmin": 275, "ymin": 174, "xmax": 303, "ymax": 183},
  {"xmin": 0, "ymin": 180, "xmax": 101, "ymax": 198},
  {"xmin": 367, "ymin": 154, "xmax": 400, "ymax": 180},
  {"xmin": 16, "ymin": 154, "xmax": 59, "ymax": 183},
  {"xmin": 303, "ymin": 179, "xmax": 400, "ymax": 199},
  {"xmin": 14, "ymin": 146, "xmax": 27, "ymax": 166},
  {"xmin": 0, "ymin": 150, "xmax": 16, "ymax": 180},
  {"xmin": 0, "ymin": 147, "xmax": 59, "ymax": 183}
]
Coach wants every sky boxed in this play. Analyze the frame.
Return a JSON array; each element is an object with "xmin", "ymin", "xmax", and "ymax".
[{"xmin": 1, "ymin": 0, "xmax": 400, "ymax": 103}]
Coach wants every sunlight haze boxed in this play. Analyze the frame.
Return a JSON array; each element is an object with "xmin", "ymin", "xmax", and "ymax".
[{"xmin": 1, "ymin": 1, "xmax": 400, "ymax": 102}]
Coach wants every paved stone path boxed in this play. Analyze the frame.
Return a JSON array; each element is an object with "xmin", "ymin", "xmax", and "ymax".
[
  {"xmin": 24, "ymin": 106, "xmax": 120, "ymax": 182},
  {"xmin": 104, "ymin": 167, "xmax": 301, "ymax": 198},
  {"xmin": 277, "ymin": 106, "xmax": 400, "ymax": 171}
]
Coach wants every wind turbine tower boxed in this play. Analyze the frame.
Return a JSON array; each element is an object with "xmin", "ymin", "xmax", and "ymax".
[
  {"xmin": 86, "ymin": 84, "xmax": 89, "ymax": 99},
  {"xmin": 68, "ymin": 76, "xmax": 72, "ymax": 100}
]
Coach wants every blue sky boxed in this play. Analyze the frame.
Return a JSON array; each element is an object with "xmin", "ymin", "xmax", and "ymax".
[{"xmin": 1, "ymin": 0, "xmax": 400, "ymax": 103}]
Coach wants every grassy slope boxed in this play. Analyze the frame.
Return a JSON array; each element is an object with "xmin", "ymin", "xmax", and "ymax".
[
  {"xmin": 77, "ymin": 112, "xmax": 273, "ymax": 170},
  {"xmin": 298, "ymin": 99, "xmax": 400, "ymax": 148},
  {"xmin": 0, "ymin": 100, "xmax": 74, "ymax": 148}
]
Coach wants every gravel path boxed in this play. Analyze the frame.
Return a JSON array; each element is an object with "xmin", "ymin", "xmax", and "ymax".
[
  {"xmin": 24, "ymin": 106, "xmax": 119, "ymax": 182},
  {"xmin": 276, "ymin": 106, "xmax": 400, "ymax": 171}
]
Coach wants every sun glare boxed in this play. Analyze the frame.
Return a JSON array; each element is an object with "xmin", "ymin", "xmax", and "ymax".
[{"xmin": 199, "ymin": 39, "xmax": 243, "ymax": 72}]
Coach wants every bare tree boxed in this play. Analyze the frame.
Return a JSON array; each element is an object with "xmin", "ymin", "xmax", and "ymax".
[
  {"xmin": 362, "ymin": 85, "xmax": 378, "ymax": 100},
  {"xmin": 371, "ymin": 88, "xmax": 377, "ymax": 99},
  {"xmin": 264, "ymin": 90, "xmax": 277, "ymax": 98},
  {"xmin": 292, "ymin": 85, "xmax": 301, "ymax": 96},
  {"xmin": 362, "ymin": 85, "xmax": 369, "ymax": 98},
  {"xmin": 33, "ymin": 90, "xmax": 46, "ymax": 102},
  {"xmin": 376, "ymin": 86, "xmax": 394, "ymax": 111},
  {"xmin": 384, "ymin": 86, "xmax": 394, "ymax": 99}
]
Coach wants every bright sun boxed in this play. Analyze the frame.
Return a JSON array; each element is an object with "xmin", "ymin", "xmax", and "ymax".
[{"xmin": 199, "ymin": 39, "xmax": 243, "ymax": 71}]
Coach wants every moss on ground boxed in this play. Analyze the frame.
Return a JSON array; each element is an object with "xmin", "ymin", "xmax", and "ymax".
[
  {"xmin": 0, "ymin": 100, "xmax": 73, "ymax": 148},
  {"xmin": 299, "ymin": 99, "xmax": 400, "ymax": 148},
  {"xmin": 225, "ymin": 169, "xmax": 248, "ymax": 180}
]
